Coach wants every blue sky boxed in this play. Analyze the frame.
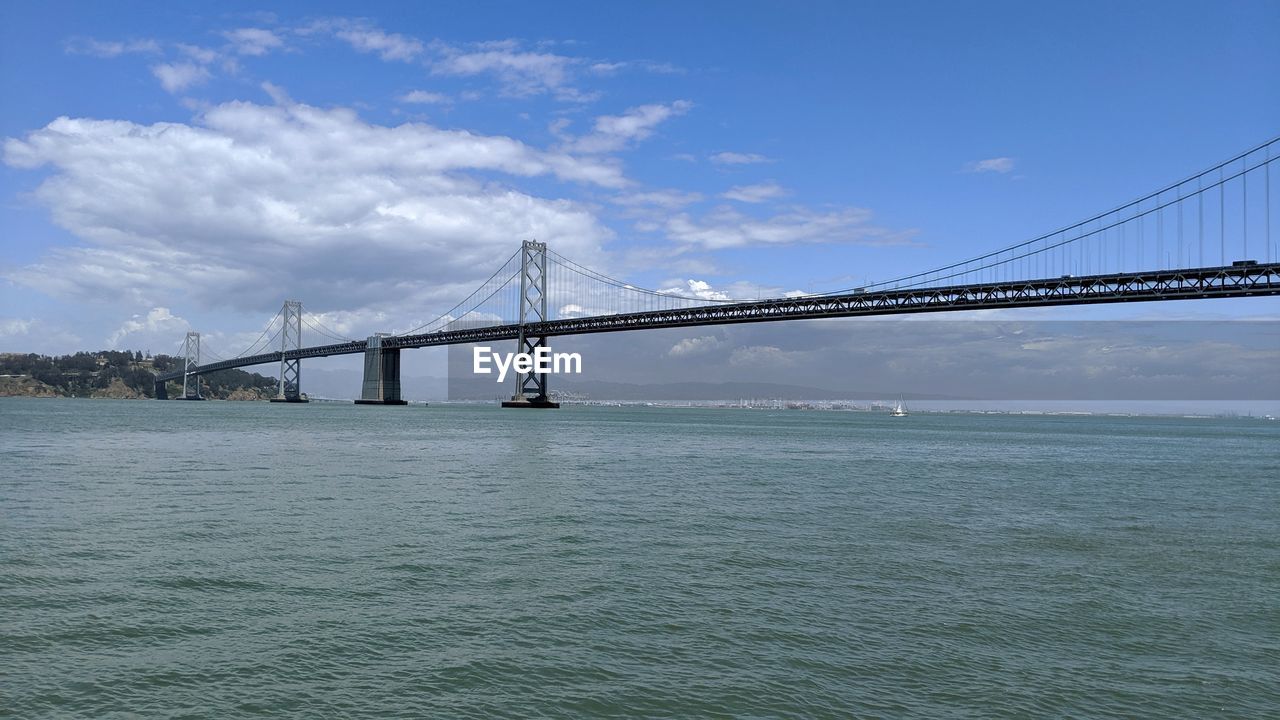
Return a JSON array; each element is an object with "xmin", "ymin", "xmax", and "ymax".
[{"xmin": 2, "ymin": 0, "xmax": 1278, "ymax": 363}]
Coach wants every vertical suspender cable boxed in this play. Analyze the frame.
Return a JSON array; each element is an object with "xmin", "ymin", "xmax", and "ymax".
[
  {"xmin": 1157, "ymin": 191, "xmax": 1164, "ymax": 270},
  {"xmin": 1177, "ymin": 184, "xmax": 1183, "ymax": 267},
  {"xmin": 1138, "ymin": 211, "xmax": 1144, "ymax": 270}
]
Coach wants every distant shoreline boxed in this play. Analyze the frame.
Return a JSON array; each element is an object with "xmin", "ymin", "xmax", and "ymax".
[{"xmin": 3, "ymin": 395, "xmax": 1276, "ymax": 420}]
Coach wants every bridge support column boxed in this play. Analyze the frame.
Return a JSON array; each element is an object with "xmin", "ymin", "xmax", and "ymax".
[
  {"xmin": 270, "ymin": 300, "xmax": 308, "ymax": 403},
  {"xmin": 178, "ymin": 331, "xmax": 205, "ymax": 400},
  {"xmin": 355, "ymin": 334, "xmax": 408, "ymax": 405},
  {"xmin": 153, "ymin": 378, "xmax": 168, "ymax": 400},
  {"xmin": 503, "ymin": 240, "xmax": 559, "ymax": 408}
]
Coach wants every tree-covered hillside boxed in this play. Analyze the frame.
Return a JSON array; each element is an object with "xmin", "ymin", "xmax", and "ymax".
[{"xmin": 0, "ymin": 351, "xmax": 279, "ymax": 399}]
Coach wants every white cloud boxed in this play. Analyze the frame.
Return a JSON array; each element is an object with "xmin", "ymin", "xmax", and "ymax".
[
  {"xmin": 399, "ymin": 90, "xmax": 451, "ymax": 105},
  {"xmin": 710, "ymin": 151, "xmax": 772, "ymax": 165},
  {"xmin": 0, "ymin": 318, "xmax": 36, "ymax": 338},
  {"xmin": 610, "ymin": 190, "xmax": 703, "ymax": 208},
  {"xmin": 658, "ymin": 279, "xmax": 732, "ymax": 301},
  {"xmin": 260, "ymin": 81, "xmax": 292, "ymax": 105},
  {"xmin": 721, "ymin": 182, "xmax": 786, "ymax": 203},
  {"xmin": 563, "ymin": 101, "xmax": 692, "ymax": 154},
  {"xmin": 3, "ymin": 100, "xmax": 626, "ymax": 318},
  {"xmin": 587, "ymin": 60, "xmax": 684, "ymax": 76},
  {"xmin": 617, "ymin": 246, "xmax": 721, "ymax": 277},
  {"xmin": 0, "ymin": 318, "xmax": 81, "ymax": 353},
  {"xmin": 176, "ymin": 43, "xmax": 219, "ymax": 64},
  {"xmin": 964, "ymin": 157, "xmax": 1015, "ymax": 174},
  {"xmin": 667, "ymin": 335, "xmax": 723, "ymax": 357},
  {"xmin": 150, "ymin": 62, "xmax": 211, "ymax": 93},
  {"xmin": 638, "ymin": 61, "xmax": 683, "ymax": 75},
  {"xmin": 420, "ymin": 40, "xmax": 679, "ymax": 101},
  {"xmin": 223, "ymin": 28, "xmax": 285, "ymax": 56},
  {"xmin": 655, "ymin": 277, "xmax": 799, "ymax": 301},
  {"xmin": 65, "ymin": 37, "xmax": 160, "ymax": 57},
  {"xmin": 431, "ymin": 40, "xmax": 584, "ymax": 99},
  {"xmin": 729, "ymin": 345, "xmax": 800, "ymax": 367},
  {"xmin": 665, "ymin": 206, "xmax": 911, "ymax": 250},
  {"xmin": 107, "ymin": 307, "xmax": 188, "ymax": 348},
  {"xmin": 299, "ymin": 309, "xmax": 377, "ymax": 341},
  {"xmin": 334, "ymin": 26, "xmax": 424, "ymax": 62},
  {"xmin": 589, "ymin": 62, "xmax": 626, "ymax": 75}
]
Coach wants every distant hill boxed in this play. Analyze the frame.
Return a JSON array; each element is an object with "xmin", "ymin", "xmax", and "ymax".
[
  {"xmin": 298, "ymin": 372, "xmax": 965, "ymax": 403},
  {"xmin": 439, "ymin": 375, "xmax": 964, "ymax": 402},
  {"xmin": 555, "ymin": 379, "xmax": 963, "ymax": 402},
  {"xmin": 0, "ymin": 351, "xmax": 279, "ymax": 400}
]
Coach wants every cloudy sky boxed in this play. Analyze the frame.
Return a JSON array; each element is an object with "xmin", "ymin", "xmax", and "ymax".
[{"xmin": 2, "ymin": 1, "xmax": 1278, "ymax": 386}]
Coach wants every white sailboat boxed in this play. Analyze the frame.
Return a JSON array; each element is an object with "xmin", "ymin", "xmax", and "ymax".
[{"xmin": 890, "ymin": 397, "xmax": 908, "ymax": 417}]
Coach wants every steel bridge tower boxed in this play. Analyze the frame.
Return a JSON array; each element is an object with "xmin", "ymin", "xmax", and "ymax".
[
  {"xmin": 178, "ymin": 331, "xmax": 204, "ymax": 400},
  {"xmin": 503, "ymin": 239, "xmax": 559, "ymax": 408},
  {"xmin": 271, "ymin": 300, "xmax": 307, "ymax": 403}
]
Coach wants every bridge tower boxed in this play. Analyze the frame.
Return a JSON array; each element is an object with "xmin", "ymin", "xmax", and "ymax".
[
  {"xmin": 178, "ymin": 331, "xmax": 204, "ymax": 400},
  {"xmin": 502, "ymin": 239, "xmax": 559, "ymax": 408},
  {"xmin": 271, "ymin": 300, "xmax": 308, "ymax": 403}
]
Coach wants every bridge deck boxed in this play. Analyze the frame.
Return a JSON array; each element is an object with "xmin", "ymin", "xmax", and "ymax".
[{"xmin": 158, "ymin": 263, "xmax": 1280, "ymax": 381}]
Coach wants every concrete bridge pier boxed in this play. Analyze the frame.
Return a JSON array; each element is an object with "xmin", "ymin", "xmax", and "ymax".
[
  {"xmin": 153, "ymin": 378, "xmax": 168, "ymax": 400},
  {"xmin": 355, "ymin": 334, "xmax": 408, "ymax": 405}
]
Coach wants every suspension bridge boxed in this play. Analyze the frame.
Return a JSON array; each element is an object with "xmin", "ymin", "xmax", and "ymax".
[{"xmin": 155, "ymin": 138, "xmax": 1280, "ymax": 407}]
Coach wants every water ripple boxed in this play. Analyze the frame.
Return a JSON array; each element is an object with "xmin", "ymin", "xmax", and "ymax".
[{"xmin": 1, "ymin": 399, "xmax": 1277, "ymax": 717}]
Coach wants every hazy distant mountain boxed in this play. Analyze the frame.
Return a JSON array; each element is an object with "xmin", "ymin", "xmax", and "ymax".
[
  {"xmin": 306, "ymin": 367, "xmax": 964, "ymax": 402},
  {"xmin": 555, "ymin": 380, "xmax": 962, "ymax": 402},
  {"xmin": 302, "ymin": 368, "xmax": 448, "ymax": 401}
]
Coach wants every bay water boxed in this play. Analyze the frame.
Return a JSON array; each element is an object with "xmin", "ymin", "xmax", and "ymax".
[{"xmin": 2, "ymin": 398, "xmax": 1277, "ymax": 717}]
